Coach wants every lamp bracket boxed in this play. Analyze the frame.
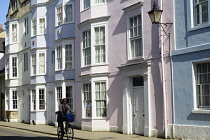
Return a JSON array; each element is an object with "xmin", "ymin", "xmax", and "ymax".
[{"xmin": 157, "ymin": 23, "xmax": 173, "ymax": 36}]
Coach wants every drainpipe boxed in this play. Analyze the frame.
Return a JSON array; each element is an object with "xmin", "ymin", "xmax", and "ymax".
[{"xmin": 160, "ymin": 0, "xmax": 167, "ymax": 138}]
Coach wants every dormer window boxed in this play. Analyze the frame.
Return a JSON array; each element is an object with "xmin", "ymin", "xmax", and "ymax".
[{"xmin": 11, "ymin": 0, "xmax": 17, "ymax": 12}]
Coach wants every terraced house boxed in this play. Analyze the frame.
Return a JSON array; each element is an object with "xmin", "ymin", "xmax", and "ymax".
[{"xmin": 5, "ymin": 0, "xmax": 174, "ymax": 138}]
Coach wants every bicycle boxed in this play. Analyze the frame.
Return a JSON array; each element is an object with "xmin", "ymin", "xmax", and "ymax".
[{"xmin": 57, "ymin": 114, "xmax": 75, "ymax": 140}]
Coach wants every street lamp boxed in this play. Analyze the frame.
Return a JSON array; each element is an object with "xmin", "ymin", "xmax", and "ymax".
[{"xmin": 147, "ymin": 2, "xmax": 172, "ymax": 36}]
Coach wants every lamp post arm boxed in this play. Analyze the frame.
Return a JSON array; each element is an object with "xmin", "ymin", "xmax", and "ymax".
[{"xmin": 158, "ymin": 23, "xmax": 173, "ymax": 36}]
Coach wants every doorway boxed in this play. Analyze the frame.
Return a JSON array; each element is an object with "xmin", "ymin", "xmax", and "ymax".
[{"xmin": 132, "ymin": 76, "xmax": 144, "ymax": 135}]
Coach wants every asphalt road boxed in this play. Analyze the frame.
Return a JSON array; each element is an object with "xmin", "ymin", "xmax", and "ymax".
[{"xmin": 0, "ymin": 126, "xmax": 58, "ymax": 140}]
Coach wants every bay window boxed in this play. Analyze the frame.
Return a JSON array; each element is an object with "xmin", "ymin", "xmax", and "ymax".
[
  {"xmin": 57, "ymin": 6, "xmax": 63, "ymax": 26},
  {"xmin": 95, "ymin": 82, "xmax": 107, "ymax": 117},
  {"xmin": 31, "ymin": 90, "xmax": 36, "ymax": 111},
  {"xmin": 94, "ymin": 26, "xmax": 105, "ymax": 63},
  {"xmin": 57, "ymin": 87, "xmax": 62, "ymax": 103},
  {"xmin": 82, "ymin": 30, "xmax": 91, "ymax": 66},
  {"xmin": 32, "ymin": 19, "xmax": 37, "ymax": 36},
  {"xmin": 6, "ymin": 58, "xmax": 9, "ymax": 79},
  {"xmin": 12, "ymin": 57, "xmax": 17, "ymax": 78},
  {"xmin": 83, "ymin": 83, "xmax": 92, "ymax": 117},
  {"xmin": 12, "ymin": 90, "xmax": 18, "ymax": 110},
  {"xmin": 39, "ymin": 89, "xmax": 45, "ymax": 110},
  {"xmin": 39, "ymin": 18, "xmax": 45, "ymax": 34},
  {"xmin": 65, "ymin": 4, "xmax": 73, "ymax": 23},
  {"xmin": 56, "ymin": 46, "xmax": 62, "ymax": 70},
  {"xmin": 31, "ymin": 54, "xmax": 36, "ymax": 75},
  {"xmin": 39, "ymin": 53, "xmax": 45, "ymax": 74},
  {"xmin": 12, "ymin": 24, "xmax": 17, "ymax": 43},
  {"xmin": 83, "ymin": 0, "xmax": 90, "ymax": 10},
  {"xmin": 24, "ymin": 53, "xmax": 28, "ymax": 71},
  {"xmin": 66, "ymin": 86, "xmax": 73, "ymax": 110},
  {"xmin": 65, "ymin": 44, "xmax": 73, "ymax": 70}
]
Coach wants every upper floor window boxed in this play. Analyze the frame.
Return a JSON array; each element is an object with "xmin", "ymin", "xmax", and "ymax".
[
  {"xmin": 11, "ymin": 0, "xmax": 17, "ymax": 12},
  {"xmin": 82, "ymin": 30, "xmax": 91, "ymax": 66},
  {"xmin": 24, "ymin": 53, "xmax": 28, "ymax": 71},
  {"xmin": 32, "ymin": 19, "xmax": 37, "ymax": 36},
  {"xmin": 39, "ymin": 18, "xmax": 45, "ymax": 34},
  {"xmin": 31, "ymin": 54, "xmax": 36, "ymax": 75},
  {"xmin": 12, "ymin": 57, "xmax": 17, "ymax": 78},
  {"xmin": 83, "ymin": 0, "xmax": 90, "ymax": 10},
  {"xmin": 196, "ymin": 62, "xmax": 210, "ymax": 108},
  {"xmin": 6, "ymin": 58, "xmax": 9, "ymax": 79},
  {"xmin": 194, "ymin": 0, "xmax": 209, "ymax": 26},
  {"xmin": 65, "ymin": 44, "xmax": 73, "ymax": 70},
  {"xmin": 95, "ymin": 0, "xmax": 105, "ymax": 4},
  {"xmin": 56, "ymin": 46, "xmax": 62, "ymax": 70},
  {"xmin": 65, "ymin": 4, "xmax": 73, "ymax": 23},
  {"xmin": 94, "ymin": 26, "xmax": 105, "ymax": 63},
  {"xmin": 129, "ymin": 14, "xmax": 142, "ymax": 59},
  {"xmin": 12, "ymin": 24, "xmax": 17, "ymax": 43},
  {"xmin": 24, "ymin": 17, "xmax": 29, "ymax": 35},
  {"xmin": 39, "ymin": 53, "xmax": 45, "ymax": 74},
  {"xmin": 57, "ymin": 6, "xmax": 63, "ymax": 26}
]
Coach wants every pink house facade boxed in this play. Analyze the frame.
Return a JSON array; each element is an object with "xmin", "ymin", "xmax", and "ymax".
[{"xmin": 74, "ymin": 0, "xmax": 174, "ymax": 138}]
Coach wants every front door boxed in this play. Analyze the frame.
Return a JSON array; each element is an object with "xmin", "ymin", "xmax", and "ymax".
[{"xmin": 133, "ymin": 87, "xmax": 144, "ymax": 135}]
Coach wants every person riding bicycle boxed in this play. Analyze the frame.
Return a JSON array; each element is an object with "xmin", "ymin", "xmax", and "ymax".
[{"xmin": 57, "ymin": 98, "xmax": 73, "ymax": 138}]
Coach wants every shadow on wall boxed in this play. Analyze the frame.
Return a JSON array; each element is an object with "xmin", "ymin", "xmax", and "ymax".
[{"xmin": 187, "ymin": 113, "xmax": 210, "ymax": 121}]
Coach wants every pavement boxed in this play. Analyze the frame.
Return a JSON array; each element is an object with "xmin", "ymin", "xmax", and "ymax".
[{"xmin": 0, "ymin": 121, "xmax": 171, "ymax": 140}]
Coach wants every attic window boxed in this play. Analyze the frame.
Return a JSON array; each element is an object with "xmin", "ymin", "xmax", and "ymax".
[{"xmin": 11, "ymin": 0, "xmax": 17, "ymax": 12}]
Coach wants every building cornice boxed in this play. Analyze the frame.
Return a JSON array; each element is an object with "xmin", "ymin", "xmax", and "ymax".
[{"xmin": 79, "ymin": 72, "xmax": 110, "ymax": 79}]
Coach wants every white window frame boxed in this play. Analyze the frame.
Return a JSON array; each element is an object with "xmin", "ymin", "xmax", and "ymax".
[
  {"xmin": 82, "ymin": 77, "xmax": 108, "ymax": 119},
  {"xmin": 31, "ymin": 89, "xmax": 36, "ymax": 111},
  {"xmin": 6, "ymin": 25, "xmax": 9, "ymax": 45},
  {"xmin": 56, "ymin": 5, "xmax": 63, "ymax": 26},
  {"xmin": 5, "ymin": 57, "xmax": 9, "ymax": 79},
  {"xmin": 38, "ymin": 17, "xmax": 46, "ymax": 35},
  {"xmin": 56, "ymin": 45, "xmax": 62, "ymax": 70},
  {"xmin": 24, "ymin": 52, "xmax": 28, "ymax": 71},
  {"xmin": 81, "ymin": 0, "xmax": 91, "ymax": 11},
  {"xmin": 194, "ymin": 62, "xmax": 210, "ymax": 109},
  {"xmin": 12, "ymin": 90, "xmax": 18, "ymax": 110},
  {"xmin": 66, "ymin": 86, "xmax": 73, "ymax": 110},
  {"xmin": 11, "ymin": 56, "xmax": 18, "ymax": 78},
  {"xmin": 11, "ymin": 23, "xmax": 17, "ymax": 43},
  {"xmin": 38, "ymin": 88, "xmax": 46, "ymax": 111},
  {"xmin": 24, "ymin": 17, "xmax": 29, "ymax": 35},
  {"xmin": 31, "ymin": 19, "xmax": 37, "ymax": 36},
  {"xmin": 193, "ymin": 0, "xmax": 209, "ymax": 26},
  {"xmin": 82, "ymin": 82, "xmax": 92, "ymax": 118},
  {"xmin": 65, "ymin": 44, "xmax": 73, "ymax": 70},
  {"xmin": 31, "ymin": 54, "xmax": 36, "ymax": 76},
  {"xmin": 56, "ymin": 41, "xmax": 74, "ymax": 70},
  {"xmin": 65, "ymin": 3, "xmax": 74, "ymax": 23},
  {"xmin": 56, "ymin": 86, "xmax": 62, "ymax": 103},
  {"xmin": 82, "ymin": 29, "xmax": 91, "ymax": 66},
  {"xmin": 38, "ymin": 52, "xmax": 46, "ymax": 75}
]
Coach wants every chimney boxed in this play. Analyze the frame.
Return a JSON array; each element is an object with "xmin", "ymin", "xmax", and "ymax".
[
  {"xmin": 0, "ymin": 24, "xmax": 3, "ymax": 32},
  {"xmin": 0, "ymin": 24, "xmax": 2, "ymax": 29}
]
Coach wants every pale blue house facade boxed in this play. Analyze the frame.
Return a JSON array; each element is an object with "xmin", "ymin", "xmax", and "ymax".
[{"xmin": 172, "ymin": 0, "xmax": 210, "ymax": 139}]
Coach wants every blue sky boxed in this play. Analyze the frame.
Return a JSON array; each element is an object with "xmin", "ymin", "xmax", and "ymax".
[{"xmin": 0, "ymin": 0, "xmax": 10, "ymax": 29}]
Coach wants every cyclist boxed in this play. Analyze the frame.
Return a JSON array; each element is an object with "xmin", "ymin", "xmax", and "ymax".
[{"xmin": 57, "ymin": 98, "xmax": 73, "ymax": 139}]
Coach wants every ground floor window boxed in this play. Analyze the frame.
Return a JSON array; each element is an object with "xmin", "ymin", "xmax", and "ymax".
[
  {"xmin": 39, "ymin": 89, "xmax": 45, "ymax": 110},
  {"xmin": 12, "ymin": 90, "xmax": 18, "ymax": 109},
  {"xmin": 83, "ymin": 83, "xmax": 92, "ymax": 117},
  {"xmin": 31, "ymin": 90, "xmax": 36, "ymax": 111},
  {"xmin": 66, "ymin": 86, "xmax": 73, "ymax": 110},
  {"xmin": 196, "ymin": 62, "xmax": 210, "ymax": 108}
]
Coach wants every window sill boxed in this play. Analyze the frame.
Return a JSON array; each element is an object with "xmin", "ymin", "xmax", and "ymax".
[
  {"xmin": 81, "ymin": 63, "xmax": 108, "ymax": 69},
  {"xmin": 192, "ymin": 109, "xmax": 210, "ymax": 114},
  {"xmin": 80, "ymin": 7, "xmax": 91, "ymax": 13},
  {"xmin": 128, "ymin": 56, "xmax": 144, "ymax": 61},
  {"xmin": 189, "ymin": 22, "xmax": 210, "ymax": 32},
  {"xmin": 30, "ymin": 110, "xmax": 46, "ymax": 112},
  {"xmin": 82, "ymin": 117, "xmax": 108, "ymax": 120}
]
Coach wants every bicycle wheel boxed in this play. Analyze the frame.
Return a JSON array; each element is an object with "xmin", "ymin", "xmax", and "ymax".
[
  {"xmin": 66, "ymin": 124, "xmax": 74, "ymax": 140},
  {"xmin": 57, "ymin": 126, "xmax": 63, "ymax": 140}
]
